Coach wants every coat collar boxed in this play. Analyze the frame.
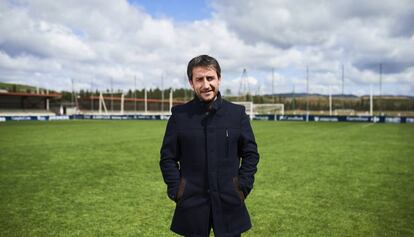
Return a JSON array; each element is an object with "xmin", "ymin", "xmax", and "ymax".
[{"xmin": 192, "ymin": 91, "xmax": 224, "ymax": 115}]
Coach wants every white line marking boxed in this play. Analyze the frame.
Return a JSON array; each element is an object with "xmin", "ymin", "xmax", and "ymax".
[{"xmin": 362, "ymin": 123, "xmax": 374, "ymax": 128}]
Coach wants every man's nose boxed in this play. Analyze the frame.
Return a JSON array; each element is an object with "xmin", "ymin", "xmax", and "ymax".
[{"xmin": 202, "ymin": 78, "xmax": 210, "ymax": 88}]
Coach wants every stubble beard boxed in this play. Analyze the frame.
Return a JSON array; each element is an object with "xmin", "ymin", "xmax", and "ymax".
[{"xmin": 198, "ymin": 86, "xmax": 217, "ymax": 103}]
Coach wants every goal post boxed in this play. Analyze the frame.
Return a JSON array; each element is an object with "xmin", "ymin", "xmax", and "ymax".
[
  {"xmin": 253, "ymin": 103, "xmax": 284, "ymax": 115},
  {"xmin": 233, "ymin": 102, "xmax": 284, "ymax": 119},
  {"xmin": 233, "ymin": 101, "xmax": 254, "ymax": 120}
]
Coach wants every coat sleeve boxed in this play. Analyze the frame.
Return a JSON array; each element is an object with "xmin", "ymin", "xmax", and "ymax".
[
  {"xmin": 159, "ymin": 109, "xmax": 181, "ymax": 201},
  {"xmin": 238, "ymin": 108, "xmax": 259, "ymax": 198}
]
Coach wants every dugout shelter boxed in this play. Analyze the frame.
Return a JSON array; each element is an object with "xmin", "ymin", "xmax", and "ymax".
[{"xmin": 0, "ymin": 91, "xmax": 62, "ymax": 115}]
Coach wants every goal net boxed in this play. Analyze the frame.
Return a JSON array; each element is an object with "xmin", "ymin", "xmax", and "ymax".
[
  {"xmin": 233, "ymin": 102, "xmax": 284, "ymax": 119},
  {"xmin": 253, "ymin": 103, "xmax": 284, "ymax": 115},
  {"xmin": 233, "ymin": 101, "xmax": 253, "ymax": 120}
]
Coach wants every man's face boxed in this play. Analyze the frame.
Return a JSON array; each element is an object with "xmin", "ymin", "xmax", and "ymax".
[{"xmin": 190, "ymin": 66, "xmax": 221, "ymax": 103}]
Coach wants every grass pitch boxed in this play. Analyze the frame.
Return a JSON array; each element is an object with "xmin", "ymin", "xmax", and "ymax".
[{"xmin": 0, "ymin": 120, "xmax": 413, "ymax": 236}]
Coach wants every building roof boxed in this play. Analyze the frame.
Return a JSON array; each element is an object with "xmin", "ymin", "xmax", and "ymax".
[{"xmin": 0, "ymin": 92, "xmax": 62, "ymax": 98}]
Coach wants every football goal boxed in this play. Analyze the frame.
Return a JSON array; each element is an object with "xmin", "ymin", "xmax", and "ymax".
[{"xmin": 233, "ymin": 102, "xmax": 284, "ymax": 119}]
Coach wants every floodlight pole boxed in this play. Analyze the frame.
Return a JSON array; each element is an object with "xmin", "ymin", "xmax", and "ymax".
[
  {"xmin": 341, "ymin": 64, "xmax": 344, "ymax": 96},
  {"xmin": 370, "ymin": 85, "xmax": 373, "ymax": 116},
  {"xmin": 71, "ymin": 78, "xmax": 79, "ymax": 112},
  {"xmin": 239, "ymin": 68, "xmax": 250, "ymax": 100},
  {"xmin": 121, "ymin": 93, "xmax": 124, "ymax": 115},
  {"xmin": 71, "ymin": 78, "xmax": 74, "ymax": 106},
  {"xmin": 169, "ymin": 89, "xmax": 173, "ymax": 114},
  {"xmin": 272, "ymin": 68, "xmax": 275, "ymax": 103},
  {"xmin": 329, "ymin": 86, "xmax": 332, "ymax": 116},
  {"xmin": 46, "ymin": 89, "xmax": 50, "ymax": 111},
  {"xmin": 144, "ymin": 88, "xmax": 147, "ymax": 114},
  {"xmin": 306, "ymin": 65, "xmax": 309, "ymax": 122},
  {"xmin": 110, "ymin": 78, "xmax": 113, "ymax": 112},
  {"xmin": 99, "ymin": 92, "xmax": 102, "ymax": 114},
  {"xmin": 379, "ymin": 63, "xmax": 382, "ymax": 115},
  {"xmin": 292, "ymin": 84, "xmax": 296, "ymax": 110},
  {"xmin": 90, "ymin": 79, "xmax": 94, "ymax": 113},
  {"xmin": 161, "ymin": 74, "xmax": 164, "ymax": 113},
  {"xmin": 134, "ymin": 75, "xmax": 137, "ymax": 113},
  {"xmin": 341, "ymin": 64, "xmax": 346, "ymax": 112}
]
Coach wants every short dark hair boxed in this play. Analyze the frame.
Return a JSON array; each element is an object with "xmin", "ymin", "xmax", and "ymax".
[{"xmin": 187, "ymin": 55, "xmax": 221, "ymax": 81}]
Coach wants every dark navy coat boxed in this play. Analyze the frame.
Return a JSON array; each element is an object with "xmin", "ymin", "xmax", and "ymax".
[{"xmin": 160, "ymin": 92, "xmax": 259, "ymax": 236}]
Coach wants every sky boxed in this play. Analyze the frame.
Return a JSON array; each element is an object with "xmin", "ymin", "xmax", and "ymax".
[{"xmin": 0, "ymin": 0, "xmax": 413, "ymax": 96}]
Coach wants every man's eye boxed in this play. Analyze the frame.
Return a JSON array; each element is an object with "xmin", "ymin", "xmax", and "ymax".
[{"xmin": 207, "ymin": 77, "xmax": 214, "ymax": 81}]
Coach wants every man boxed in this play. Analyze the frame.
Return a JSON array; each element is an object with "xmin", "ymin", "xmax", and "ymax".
[{"xmin": 160, "ymin": 55, "xmax": 259, "ymax": 237}]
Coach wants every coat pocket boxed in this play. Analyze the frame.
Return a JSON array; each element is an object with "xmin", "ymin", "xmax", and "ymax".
[
  {"xmin": 232, "ymin": 176, "xmax": 245, "ymax": 202},
  {"xmin": 176, "ymin": 177, "xmax": 186, "ymax": 202},
  {"xmin": 218, "ymin": 176, "xmax": 244, "ymax": 207}
]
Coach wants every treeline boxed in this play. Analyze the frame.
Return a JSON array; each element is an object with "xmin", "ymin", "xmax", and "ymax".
[
  {"xmin": 60, "ymin": 89, "xmax": 414, "ymax": 112},
  {"xmin": 227, "ymin": 94, "xmax": 414, "ymax": 111},
  {"xmin": 60, "ymin": 88, "xmax": 194, "ymax": 102},
  {"xmin": 3, "ymin": 81, "xmax": 412, "ymax": 112}
]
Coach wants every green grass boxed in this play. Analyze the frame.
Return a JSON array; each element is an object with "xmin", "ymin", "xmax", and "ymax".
[
  {"xmin": 0, "ymin": 120, "xmax": 413, "ymax": 236},
  {"xmin": 0, "ymin": 82, "xmax": 47, "ymax": 93}
]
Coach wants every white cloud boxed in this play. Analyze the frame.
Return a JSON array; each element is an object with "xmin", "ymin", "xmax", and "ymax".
[
  {"xmin": 211, "ymin": 0, "xmax": 414, "ymax": 95},
  {"xmin": 0, "ymin": 0, "xmax": 412, "ymax": 96}
]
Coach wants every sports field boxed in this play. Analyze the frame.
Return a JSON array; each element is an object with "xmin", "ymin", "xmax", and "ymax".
[{"xmin": 0, "ymin": 120, "xmax": 413, "ymax": 236}]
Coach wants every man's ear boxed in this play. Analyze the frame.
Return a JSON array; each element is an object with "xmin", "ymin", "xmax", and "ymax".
[{"xmin": 188, "ymin": 79, "xmax": 195, "ymax": 91}]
